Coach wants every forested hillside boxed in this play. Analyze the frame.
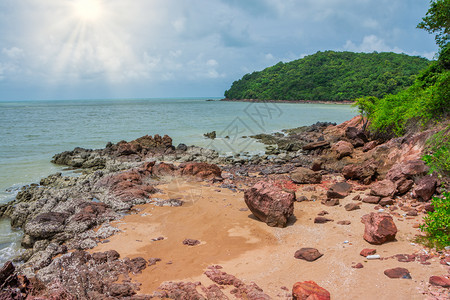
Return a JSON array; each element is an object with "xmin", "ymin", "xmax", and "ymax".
[{"xmin": 224, "ymin": 51, "xmax": 430, "ymax": 101}]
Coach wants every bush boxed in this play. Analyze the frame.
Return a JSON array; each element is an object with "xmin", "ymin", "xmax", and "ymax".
[
  {"xmin": 419, "ymin": 192, "xmax": 450, "ymax": 249},
  {"xmin": 422, "ymin": 125, "xmax": 450, "ymax": 178}
]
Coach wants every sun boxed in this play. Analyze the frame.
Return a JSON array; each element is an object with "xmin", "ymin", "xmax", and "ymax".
[{"xmin": 73, "ymin": 0, "xmax": 103, "ymax": 22}]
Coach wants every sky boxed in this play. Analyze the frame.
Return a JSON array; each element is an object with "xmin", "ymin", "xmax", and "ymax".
[{"xmin": 0, "ymin": 0, "xmax": 438, "ymax": 101}]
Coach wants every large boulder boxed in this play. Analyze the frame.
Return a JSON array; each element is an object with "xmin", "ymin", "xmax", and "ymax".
[
  {"xmin": 326, "ymin": 182, "xmax": 352, "ymax": 199},
  {"xmin": 413, "ymin": 175, "xmax": 437, "ymax": 201},
  {"xmin": 370, "ymin": 180, "xmax": 396, "ymax": 198},
  {"xmin": 332, "ymin": 141, "xmax": 354, "ymax": 159},
  {"xmin": 290, "ymin": 167, "xmax": 322, "ymax": 184},
  {"xmin": 244, "ymin": 181, "xmax": 295, "ymax": 228},
  {"xmin": 342, "ymin": 160, "xmax": 378, "ymax": 184},
  {"xmin": 361, "ymin": 212, "xmax": 397, "ymax": 245},
  {"xmin": 24, "ymin": 212, "xmax": 68, "ymax": 239},
  {"xmin": 292, "ymin": 281, "xmax": 331, "ymax": 300}
]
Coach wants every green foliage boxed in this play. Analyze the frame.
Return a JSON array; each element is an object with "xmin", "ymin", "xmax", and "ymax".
[
  {"xmin": 417, "ymin": 0, "xmax": 450, "ymax": 48},
  {"xmin": 355, "ymin": 60, "xmax": 449, "ymax": 136},
  {"xmin": 419, "ymin": 192, "xmax": 450, "ymax": 249},
  {"xmin": 422, "ymin": 126, "xmax": 450, "ymax": 177},
  {"xmin": 224, "ymin": 51, "xmax": 430, "ymax": 101}
]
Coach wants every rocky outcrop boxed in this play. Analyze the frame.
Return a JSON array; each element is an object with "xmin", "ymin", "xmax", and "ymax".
[
  {"xmin": 342, "ymin": 159, "xmax": 378, "ymax": 184},
  {"xmin": 361, "ymin": 213, "xmax": 397, "ymax": 245},
  {"xmin": 244, "ymin": 181, "xmax": 295, "ymax": 227},
  {"xmin": 292, "ymin": 281, "xmax": 331, "ymax": 300},
  {"xmin": 179, "ymin": 162, "xmax": 222, "ymax": 180}
]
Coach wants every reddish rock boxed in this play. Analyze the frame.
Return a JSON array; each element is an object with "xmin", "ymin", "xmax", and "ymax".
[
  {"xmin": 337, "ymin": 220, "xmax": 351, "ymax": 225},
  {"xmin": 345, "ymin": 203, "xmax": 360, "ymax": 211},
  {"xmin": 290, "ymin": 167, "xmax": 322, "ymax": 184},
  {"xmin": 395, "ymin": 178, "xmax": 414, "ymax": 195},
  {"xmin": 321, "ymin": 198, "xmax": 340, "ymax": 206},
  {"xmin": 429, "ymin": 276, "xmax": 450, "ymax": 288},
  {"xmin": 244, "ymin": 181, "xmax": 295, "ymax": 228},
  {"xmin": 370, "ymin": 180, "xmax": 396, "ymax": 198},
  {"xmin": 317, "ymin": 210, "xmax": 329, "ymax": 216},
  {"xmin": 363, "ymin": 141, "xmax": 378, "ymax": 152},
  {"xmin": 362, "ymin": 196, "xmax": 381, "ymax": 204},
  {"xmin": 342, "ymin": 160, "xmax": 378, "ymax": 184},
  {"xmin": 152, "ymin": 162, "xmax": 177, "ymax": 176},
  {"xmin": 311, "ymin": 160, "xmax": 322, "ymax": 171},
  {"xmin": 294, "ymin": 248, "xmax": 323, "ymax": 262},
  {"xmin": 406, "ymin": 209, "xmax": 418, "ymax": 216},
  {"xmin": 0, "ymin": 261, "xmax": 15, "ymax": 283},
  {"xmin": 361, "ymin": 212, "xmax": 397, "ymax": 245},
  {"xmin": 395, "ymin": 254, "xmax": 416, "ymax": 263},
  {"xmin": 384, "ymin": 267, "xmax": 411, "ymax": 279},
  {"xmin": 302, "ymin": 141, "xmax": 330, "ymax": 151},
  {"xmin": 360, "ymin": 249, "xmax": 376, "ymax": 257},
  {"xmin": 183, "ymin": 239, "xmax": 201, "ymax": 246},
  {"xmin": 379, "ymin": 198, "xmax": 394, "ymax": 206},
  {"xmin": 332, "ymin": 141, "xmax": 354, "ymax": 159},
  {"xmin": 352, "ymin": 263, "xmax": 364, "ymax": 269},
  {"xmin": 413, "ymin": 175, "xmax": 437, "ymax": 201},
  {"xmin": 327, "ymin": 182, "xmax": 352, "ymax": 199},
  {"xmin": 401, "ymin": 160, "xmax": 429, "ymax": 178},
  {"xmin": 292, "ymin": 281, "xmax": 330, "ymax": 300},
  {"xmin": 314, "ymin": 217, "xmax": 334, "ymax": 224},
  {"xmin": 180, "ymin": 162, "xmax": 222, "ymax": 180}
]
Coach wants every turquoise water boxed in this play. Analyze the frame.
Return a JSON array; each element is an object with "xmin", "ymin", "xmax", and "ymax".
[{"xmin": 0, "ymin": 98, "xmax": 357, "ymax": 263}]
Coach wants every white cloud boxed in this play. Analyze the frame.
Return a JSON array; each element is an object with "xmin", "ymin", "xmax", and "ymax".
[
  {"xmin": 343, "ymin": 35, "xmax": 403, "ymax": 53},
  {"xmin": 2, "ymin": 47, "xmax": 24, "ymax": 59}
]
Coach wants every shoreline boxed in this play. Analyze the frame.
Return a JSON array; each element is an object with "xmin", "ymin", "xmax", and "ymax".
[
  {"xmin": 0, "ymin": 116, "xmax": 449, "ymax": 299},
  {"xmin": 220, "ymin": 98, "xmax": 355, "ymax": 105}
]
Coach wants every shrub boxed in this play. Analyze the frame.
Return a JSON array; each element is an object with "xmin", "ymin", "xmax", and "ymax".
[{"xmin": 419, "ymin": 192, "xmax": 450, "ymax": 249}]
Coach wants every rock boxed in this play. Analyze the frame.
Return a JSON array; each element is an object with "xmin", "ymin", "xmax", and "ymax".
[
  {"xmin": 327, "ymin": 182, "xmax": 352, "ymax": 199},
  {"xmin": 203, "ymin": 131, "xmax": 216, "ymax": 139},
  {"xmin": 152, "ymin": 162, "xmax": 177, "ymax": 176},
  {"xmin": 0, "ymin": 261, "xmax": 15, "ymax": 283},
  {"xmin": 395, "ymin": 178, "xmax": 414, "ymax": 195},
  {"xmin": 180, "ymin": 162, "xmax": 222, "ymax": 180},
  {"xmin": 379, "ymin": 198, "xmax": 394, "ymax": 206},
  {"xmin": 317, "ymin": 210, "xmax": 329, "ymax": 216},
  {"xmin": 429, "ymin": 276, "xmax": 450, "ymax": 288},
  {"xmin": 370, "ymin": 180, "xmax": 396, "ymax": 198},
  {"xmin": 360, "ymin": 249, "xmax": 376, "ymax": 257},
  {"xmin": 314, "ymin": 217, "xmax": 334, "ymax": 224},
  {"xmin": 362, "ymin": 196, "xmax": 381, "ymax": 204},
  {"xmin": 183, "ymin": 239, "xmax": 201, "ymax": 246},
  {"xmin": 413, "ymin": 175, "xmax": 437, "ymax": 201},
  {"xmin": 332, "ymin": 140, "xmax": 354, "ymax": 159},
  {"xmin": 297, "ymin": 196, "xmax": 308, "ymax": 202},
  {"xmin": 110, "ymin": 283, "xmax": 135, "ymax": 297},
  {"xmin": 176, "ymin": 143, "xmax": 188, "ymax": 151},
  {"xmin": 311, "ymin": 160, "xmax": 322, "ymax": 171},
  {"xmin": 290, "ymin": 167, "xmax": 322, "ymax": 184},
  {"xmin": 342, "ymin": 160, "xmax": 378, "ymax": 184},
  {"xmin": 345, "ymin": 203, "xmax": 360, "ymax": 211},
  {"xmin": 352, "ymin": 263, "xmax": 364, "ymax": 269},
  {"xmin": 321, "ymin": 198, "xmax": 340, "ymax": 206},
  {"xmin": 362, "ymin": 141, "xmax": 378, "ymax": 152},
  {"xmin": 361, "ymin": 212, "xmax": 397, "ymax": 245},
  {"xmin": 302, "ymin": 141, "xmax": 330, "ymax": 151},
  {"xmin": 337, "ymin": 220, "xmax": 351, "ymax": 225},
  {"xmin": 386, "ymin": 160, "xmax": 429, "ymax": 182},
  {"xmin": 384, "ymin": 267, "xmax": 411, "ymax": 279},
  {"xmin": 292, "ymin": 281, "xmax": 330, "ymax": 300},
  {"xmin": 294, "ymin": 248, "xmax": 323, "ymax": 262},
  {"xmin": 244, "ymin": 181, "xmax": 295, "ymax": 228},
  {"xmin": 24, "ymin": 212, "xmax": 67, "ymax": 239}
]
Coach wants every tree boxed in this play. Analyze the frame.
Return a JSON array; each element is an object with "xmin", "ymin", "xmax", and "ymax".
[{"xmin": 417, "ymin": 0, "xmax": 450, "ymax": 48}]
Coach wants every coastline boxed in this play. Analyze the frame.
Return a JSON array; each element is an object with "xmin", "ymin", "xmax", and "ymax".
[
  {"xmin": 0, "ymin": 116, "xmax": 448, "ymax": 299},
  {"xmin": 220, "ymin": 98, "xmax": 355, "ymax": 105}
]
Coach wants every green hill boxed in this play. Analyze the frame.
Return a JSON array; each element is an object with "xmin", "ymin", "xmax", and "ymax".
[{"xmin": 224, "ymin": 51, "xmax": 430, "ymax": 101}]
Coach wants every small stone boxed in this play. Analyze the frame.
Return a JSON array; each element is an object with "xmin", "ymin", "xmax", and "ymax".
[
  {"xmin": 337, "ymin": 220, "xmax": 351, "ymax": 225},
  {"xmin": 183, "ymin": 239, "xmax": 201, "ymax": 246},
  {"xmin": 297, "ymin": 196, "xmax": 308, "ymax": 202},
  {"xmin": 429, "ymin": 276, "xmax": 450, "ymax": 288},
  {"xmin": 379, "ymin": 198, "xmax": 394, "ymax": 206},
  {"xmin": 345, "ymin": 203, "xmax": 360, "ymax": 211},
  {"xmin": 352, "ymin": 194, "xmax": 361, "ymax": 201},
  {"xmin": 384, "ymin": 267, "xmax": 411, "ymax": 279},
  {"xmin": 352, "ymin": 263, "xmax": 364, "ymax": 269},
  {"xmin": 292, "ymin": 281, "xmax": 330, "ymax": 300},
  {"xmin": 321, "ymin": 198, "xmax": 340, "ymax": 206},
  {"xmin": 317, "ymin": 210, "xmax": 329, "ymax": 216},
  {"xmin": 294, "ymin": 248, "xmax": 323, "ymax": 262},
  {"xmin": 360, "ymin": 249, "xmax": 376, "ymax": 256},
  {"xmin": 362, "ymin": 196, "xmax": 381, "ymax": 204},
  {"xmin": 314, "ymin": 217, "xmax": 333, "ymax": 224}
]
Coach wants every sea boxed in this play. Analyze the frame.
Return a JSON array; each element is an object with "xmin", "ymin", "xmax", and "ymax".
[{"xmin": 0, "ymin": 97, "xmax": 357, "ymax": 264}]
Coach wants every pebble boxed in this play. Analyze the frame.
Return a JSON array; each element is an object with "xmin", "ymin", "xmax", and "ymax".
[{"xmin": 366, "ymin": 255, "xmax": 381, "ymax": 260}]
